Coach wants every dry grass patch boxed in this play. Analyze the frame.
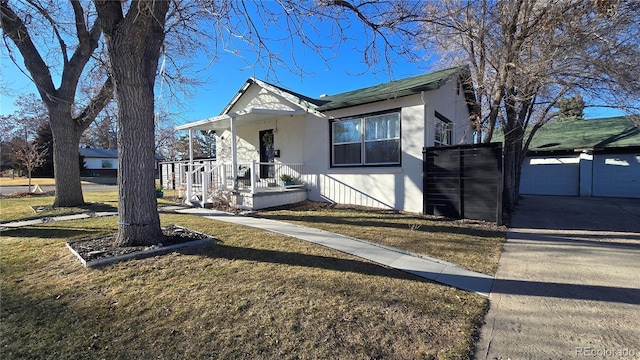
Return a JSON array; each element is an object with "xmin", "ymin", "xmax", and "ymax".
[
  {"xmin": 258, "ymin": 202, "xmax": 505, "ymax": 275},
  {"xmin": 0, "ymin": 190, "xmax": 180, "ymax": 223},
  {"xmin": 0, "ymin": 177, "xmax": 58, "ymax": 186},
  {"xmin": 1, "ymin": 214, "xmax": 488, "ymax": 359},
  {"xmin": 0, "ymin": 177, "xmax": 99, "ymax": 186}
]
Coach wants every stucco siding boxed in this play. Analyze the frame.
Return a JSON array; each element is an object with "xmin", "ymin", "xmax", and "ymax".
[
  {"xmin": 305, "ymin": 96, "xmax": 430, "ymax": 213},
  {"xmin": 200, "ymin": 76, "xmax": 473, "ymax": 213},
  {"xmin": 216, "ymin": 114, "xmax": 307, "ymax": 166},
  {"xmin": 424, "ymin": 79, "xmax": 473, "ymax": 147}
]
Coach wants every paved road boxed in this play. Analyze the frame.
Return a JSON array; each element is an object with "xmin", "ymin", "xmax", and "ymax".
[
  {"xmin": 0, "ymin": 184, "xmax": 116, "ymax": 195},
  {"xmin": 475, "ymin": 196, "xmax": 640, "ymax": 359}
]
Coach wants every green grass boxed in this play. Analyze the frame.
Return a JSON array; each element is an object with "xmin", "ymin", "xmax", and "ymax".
[{"xmin": 0, "ymin": 193, "xmax": 502, "ymax": 359}]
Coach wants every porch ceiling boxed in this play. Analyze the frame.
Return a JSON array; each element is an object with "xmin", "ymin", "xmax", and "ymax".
[{"xmin": 176, "ymin": 108, "xmax": 306, "ymax": 132}]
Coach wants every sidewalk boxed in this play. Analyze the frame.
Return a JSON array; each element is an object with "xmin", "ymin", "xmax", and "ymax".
[
  {"xmin": 174, "ymin": 207, "xmax": 494, "ymax": 296},
  {"xmin": 0, "ymin": 212, "xmax": 117, "ymax": 228},
  {"xmin": 474, "ymin": 196, "xmax": 640, "ymax": 359}
]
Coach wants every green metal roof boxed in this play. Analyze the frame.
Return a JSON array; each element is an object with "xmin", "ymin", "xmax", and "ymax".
[
  {"xmin": 525, "ymin": 117, "xmax": 640, "ymax": 152},
  {"xmin": 315, "ymin": 66, "xmax": 469, "ymax": 111}
]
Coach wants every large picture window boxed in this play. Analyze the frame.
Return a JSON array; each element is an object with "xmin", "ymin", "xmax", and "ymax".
[{"xmin": 332, "ymin": 111, "xmax": 400, "ymax": 166}]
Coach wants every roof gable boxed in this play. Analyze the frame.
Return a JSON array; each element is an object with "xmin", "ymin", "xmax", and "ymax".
[{"xmin": 221, "ymin": 78, "xmax": 324, "ymax": 116}]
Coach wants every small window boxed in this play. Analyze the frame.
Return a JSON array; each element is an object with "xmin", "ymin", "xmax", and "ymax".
[
  {"xmin": 434, "ymin": 111, "xmax": 452, "ymax": 147},
  {"xmin": 331, "ymin": 111, "xmax": 400, "ymax": 167},
  {"xmin": 101, "ymin": 160, "xmax": 113, "ymax": 169}
]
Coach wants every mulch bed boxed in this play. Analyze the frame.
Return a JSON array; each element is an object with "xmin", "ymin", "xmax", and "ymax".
[{"xmin": 67, "ymin": 225, "xmax": 214, "ymax": 265}]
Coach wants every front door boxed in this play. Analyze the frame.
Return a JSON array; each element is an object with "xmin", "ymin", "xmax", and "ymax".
[{"xmin": 259, "ymin": 129, "xmax": 275, "ymax": 179}]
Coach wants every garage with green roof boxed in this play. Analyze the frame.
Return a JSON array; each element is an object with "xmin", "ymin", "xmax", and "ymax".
[{"xmin": 520, "ymin": 116, "xmax": 640, "ymax": 198}]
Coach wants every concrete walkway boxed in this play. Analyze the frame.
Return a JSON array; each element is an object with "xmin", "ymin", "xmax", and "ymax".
[
  {"xmin": 0, "ymin": 211, "xmax": 117, "ymax": 228},
  {"xmin": 174, "ymin": 207, "xmax": 494, "ymax": 296},
  {"xmin": 475, "ymin": 196, "xmax": 640, "ymax": 359}
]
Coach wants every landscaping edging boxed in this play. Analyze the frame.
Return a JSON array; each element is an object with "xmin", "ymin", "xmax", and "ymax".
[
  {"xmin": 66, "ymin": 225, "xmax": 215, "ymax": 268},
  {"xmin": 66, "ymin": 238, "xmax": 212, "ymax": 268}
]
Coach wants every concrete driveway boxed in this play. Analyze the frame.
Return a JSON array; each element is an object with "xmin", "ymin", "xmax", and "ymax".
[{"xmin": 475, "ymin": 196, "xmax": 640, "ymax": 359}]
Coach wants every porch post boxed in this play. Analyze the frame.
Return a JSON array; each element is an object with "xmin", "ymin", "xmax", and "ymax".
[
  {"xmin": 186, "ymin": 129, "xmax": 194, "ymax": 201},
  {"xmin": 202, "ymin": 161, "xmax": 210, "ymax": 205},
  {"xmin": 230, "ymin": 116, "xmax": 238, "ymax": 189},
  {"xmin": 220, "ymin": 164, "xmax": 227, "ymax": 190},
  {"xmin": 250, "ymin": 159, "xmax": 257, "ymax": 194}
]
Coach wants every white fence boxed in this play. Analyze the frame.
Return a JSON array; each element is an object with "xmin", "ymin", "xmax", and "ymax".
[{"xmin": 160, "ymin": 159, "xmax": 304, "ymax": 203}]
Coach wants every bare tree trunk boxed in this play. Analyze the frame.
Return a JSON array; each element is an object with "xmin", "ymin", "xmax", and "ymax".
[
  {"xmin": 1, "ymin": 1, "xmax": 111, "ymax": 208},
  {"xmin": 95, "ymin": 0, "xmax": 170, "ymax": 246},
  {"xmin": 502, "ymin": 124, "xmax": 524, "ymax": 215},
  {"xmin": 112, "ymin": 68, "xmax": 164, "ymax": 246},
  {"xmin": 49, "ymin": 107, "xmax": 85, "ymax": 207}
]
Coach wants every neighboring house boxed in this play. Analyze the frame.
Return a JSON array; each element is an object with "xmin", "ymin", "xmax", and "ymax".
[
  {"xmin": 80, "ymin": 148, "xmax": 164, "ymax": 178},
  {"xmin": 174, "ymin": 66, "xmax": 475, "ymax": 211},
  {"xmin": 520, "ymin": 116, "xmax": 640, "ymax": 198}
]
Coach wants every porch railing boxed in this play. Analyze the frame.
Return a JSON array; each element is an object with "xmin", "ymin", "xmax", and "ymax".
[{"xmin": 178, "ymin": 160, "xmax": 304, "ymax": 205}]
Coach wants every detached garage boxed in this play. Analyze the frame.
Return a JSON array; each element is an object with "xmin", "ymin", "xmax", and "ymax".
[{"xmin": 520, "ymin": 117, "xmax": 640, "ymax": 199}]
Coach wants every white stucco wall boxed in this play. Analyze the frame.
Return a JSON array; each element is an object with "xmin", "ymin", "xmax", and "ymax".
[
  {"xmin": 216, "ymin": 114, "xmax": 307, "ymax": 166},
  {"xmin": 424, "ymin": 79, "xmax": 474, "ymax": 147},
  {"xmin": 212, "ymin": 77, "xmax": 473, "ymax": 213},
  {"xmin": 302, "ymin": 80, "xmax": 473, "ymax": 214},
  {"xmin": 303, "ymin": 95, "xmax": 425, "ymax": 213}
]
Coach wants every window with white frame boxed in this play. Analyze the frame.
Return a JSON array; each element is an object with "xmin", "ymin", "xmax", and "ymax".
[
  {"xmin": 434, "ymin": 111, "xmax": 452, "ymax": 146},
  {"xmin": 331, "ymin": 111, "xmax": 401, "ymax": 167}
]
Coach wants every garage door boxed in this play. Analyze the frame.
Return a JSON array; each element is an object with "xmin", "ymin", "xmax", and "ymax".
[
  {"xmin": 593, "ymin": 153, "xmax": 640, "ymax": 198},
  {"xmin": 520, "ymin": 156, "xmax": 580, "ymax": 196}
]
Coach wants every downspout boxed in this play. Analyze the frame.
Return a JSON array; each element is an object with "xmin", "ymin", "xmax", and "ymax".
[
  {"xmin": 421, "ymin": 91, "xmax": 428, "ymax": 146},
  {"xmin": 421, "ymin": 91, "xmax": 428, "ymax": 215}
]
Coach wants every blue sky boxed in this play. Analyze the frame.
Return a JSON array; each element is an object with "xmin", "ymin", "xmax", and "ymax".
[
  {"xmin": 0, "ymin": 5, "xmax": 625, "ymax": 125},
  {"xmin": 3, "ymin": 46, "xmax": 623, "ymax": 124},
  {"xmin": 1, "ymin": 6, "xmax": 432, "ymax": 125}
]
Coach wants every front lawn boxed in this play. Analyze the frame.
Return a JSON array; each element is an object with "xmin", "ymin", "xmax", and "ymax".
[
  {"xmin": 258, "ymin": 202, "xmax": 505, "ymax": 275},
  {"xmin": 0, "ymin": 190, "xmax": 175, "ymax": 223},
  {"xmin": 0, "ymin": 194, "xmax": 501, "ymax": 359}
]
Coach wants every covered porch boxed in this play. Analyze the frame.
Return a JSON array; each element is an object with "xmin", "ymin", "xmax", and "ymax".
[{"xmin": 173, "ymin": 104, "xmax": 309, "ymax": 210}]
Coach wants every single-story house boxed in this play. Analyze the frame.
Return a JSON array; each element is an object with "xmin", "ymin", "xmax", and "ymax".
[
  {"xmin": 173, "ymin": 66, "xmax": 476, "ymax": 211},
  {"xmin": 520, "ymin": 116, "xmax": 640, "ymax": 198},
  {"xmin": 80, "ymin": 148, "xmax": 164, "ymax": 178}
]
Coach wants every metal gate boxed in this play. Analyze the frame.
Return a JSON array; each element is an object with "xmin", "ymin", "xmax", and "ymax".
[{"xmin": 423, "ymin": 143, "xmax": 503, "ymax": 224}]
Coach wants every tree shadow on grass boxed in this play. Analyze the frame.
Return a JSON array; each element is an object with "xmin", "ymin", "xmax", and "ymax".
[
  {"xmin": 258, "ymin": 213, "xmax": 504, "ymax": 239},
  {"xmin": 178, "ymin": 242, "xmax": 429, "ymax": 284},
  {"xmin": 0, "ymin": 226, "xmax": 109, "ymax": 240}
]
